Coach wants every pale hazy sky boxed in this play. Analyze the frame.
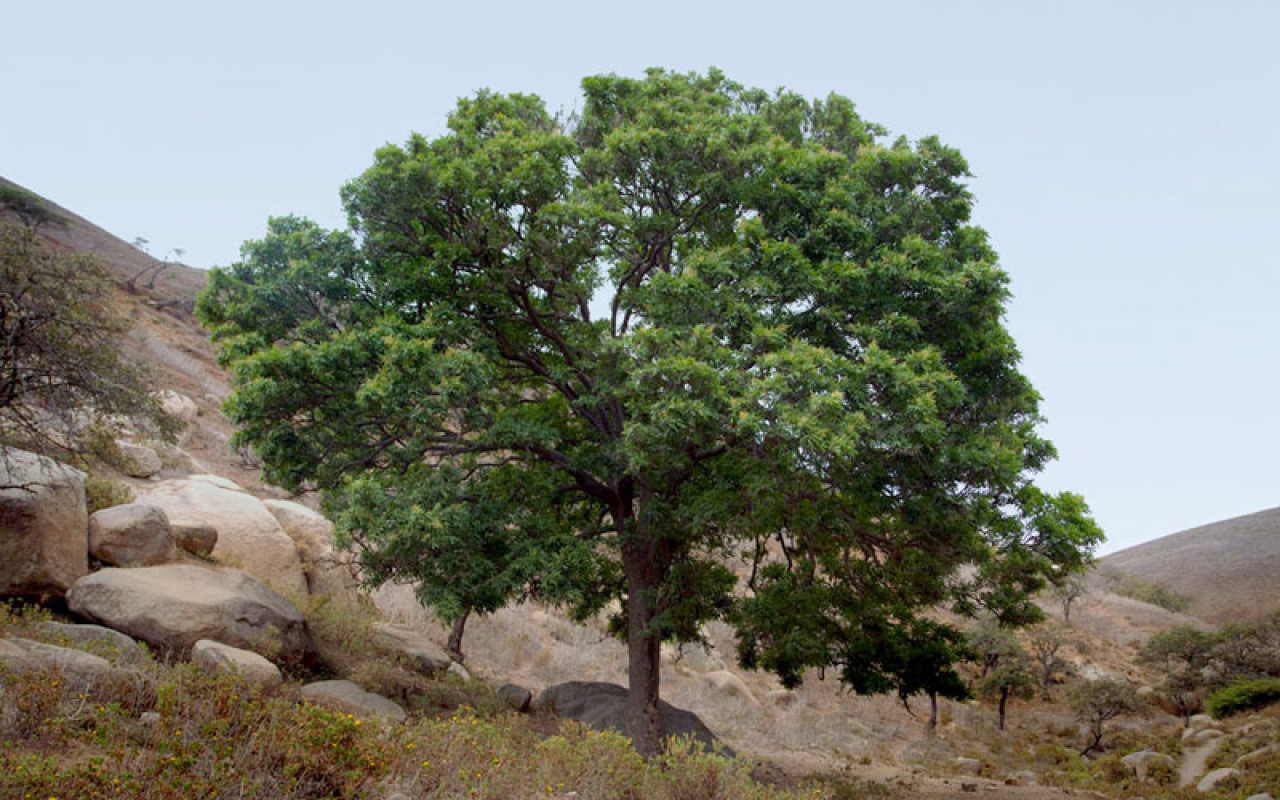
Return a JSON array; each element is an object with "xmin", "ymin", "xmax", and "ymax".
[{"xmin": 4, "ymin": 1, "xmax": 1277, "ymax": 554}]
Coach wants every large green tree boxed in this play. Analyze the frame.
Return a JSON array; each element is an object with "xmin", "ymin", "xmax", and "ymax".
[{"xmin": 198, "ymin": 69, "xmax": 1102, "ymax": 756}]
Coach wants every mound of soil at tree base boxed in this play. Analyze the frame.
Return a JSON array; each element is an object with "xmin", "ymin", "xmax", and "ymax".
[{"xmin": 1102, "ymin": 506, "xmax": 1280, "ymax": 625}]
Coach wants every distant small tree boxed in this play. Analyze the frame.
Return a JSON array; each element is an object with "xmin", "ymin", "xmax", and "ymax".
[
  {"xmin": 0, "ymin": 184, "xmax": 66, "ymax": 232},
  {"xmin": 1138, "ymin": 626, "xmax": 1217, "ymax": 726},
  {"xmin": 1052, "ymin": 573, "xmax": 1089, "ymax": 625},
  {"xmin": 970, "ymin": 623, "xmax": 1035, "ymax": 730},
  {"xmin": 1028, "ymin": 625, "xmax": 1069, "ymax": 700},
  {"xmin": 1068, "ymin": 678, "xmax": 1142, "ymax": 755},
  {"xmin": 1214, "ymin": 612, "xmax": 1280, "ymax": 683},
  {"xmin": 124, "ymin": 238, "xmax": 181, "ymax": 291}
]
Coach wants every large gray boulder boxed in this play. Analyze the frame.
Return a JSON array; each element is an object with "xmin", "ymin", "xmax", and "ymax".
[
  {"xmin": 299, "ymin": 680, "xmax": 406, "ymax": 722},
  {"xmin": 136, "ymin": 477, "xmax": 306, "ymax": 593},
  {"xmin": 535, "ymin": 681, "xmax": 729, "ymax": 755},
  {"xmin": 192, "ymin": 640, "xmax": 282, "ymax": 688},
  {"xmin": 88, "ymin": 503, "xmax": 178, "ymax": 567},
  {"xmin": 67, "ymin": 564, "xmax": 311, "ymax": 662},
  {"xmin": 263, "ymin": 500, "xmax": 360, "ymax": 603},
  {"xmin": 0, "ymin": 448, "xmax": 88, "ymax": 599}
]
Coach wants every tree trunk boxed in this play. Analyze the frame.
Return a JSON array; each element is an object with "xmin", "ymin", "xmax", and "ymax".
[
  {"xmin": 997, "ymin": 687, "xmax": 1009, "ymax": 731},
  {"xmin": 928, "ymin": 692, "xmax": 938, "ymax": 732},
  {"xmin": 447, "ymin": 607, "xmax": 470, "ymax": 662},
  {"xmin": 623, "ymin": 541, "xmax": 664, "ymax": 757}
]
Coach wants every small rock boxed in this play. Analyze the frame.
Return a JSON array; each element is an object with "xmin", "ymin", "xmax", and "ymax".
[
  {"xmin": 448, "ymin": 661, "xmax": 471, "ymax": 681},
  {"xmin": 955, "ymin": 757, "xmax": 982, "ymax": 775},
  {"xmin": 0, "ymin": 637, "xmax": 138, "ymax": 694},
  {"xmin": 299, "ymin": 680, "xmax": 406, "ymax": 722},
  {"xmin": 961, "ymin": 782, "xmax": 978, "ymax": 792},
  {"xmin": 1244, "ymin": 794, "xmax": 1276, "ymax": 800},
  {"xmin": 38, "ymin": 621, "xmax": 147, "ymax": 666},
  {"xmin": 89, "ymin": 504, "xmax": 179, "ymax": 567},
  {"xmin": 698, "ymin": 670, "xmax": 759, "ymax": 706},
  {"xmin": 1183, "ymin": 728, "xmax": 1224, "ymax": 745},
  {"xmin": 158, "ymin": 390, "xmax": 199, "ymax": 424},
  {"xmin": 1235, "ymin": 744, "xmax": 1279, "ymax": 768},
  {"xmin": 1196, "ymin": 768, "xmax": 1240, "ymax": 793},
  {"xmin": 496, "ymin": 683, "xmax": 532, "ymax": 712},
  {"xmin": 192, "ymin": 640, "xmax": 282, "ymax": 688},
  {"xmin": 768, "ymin": 689, "xmax": 799, "ymax": 708},
  {"xmin": 138, "ymin": 711, "xmax": 161, "ymax": 729},
  {"xmin": 1121, "ymin": 750, "xmax": 1176, "ymax": 782},
  {"xmin": 371, "ymin": 622, "xmax": 451, "ymax": 675},
  {"xmin": 1187, "ymin": 713, "xmax": 1219, "ymax": 731}
]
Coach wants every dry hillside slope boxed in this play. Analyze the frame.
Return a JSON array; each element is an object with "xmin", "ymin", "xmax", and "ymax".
[{"xmin": 1102, "ymin": 505, "xmax": 1280, "ymax": 625}]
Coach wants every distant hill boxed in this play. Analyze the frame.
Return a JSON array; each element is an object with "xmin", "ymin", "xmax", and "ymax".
[{"xmin": 1101, "ymin": 506, "xmax": 1280, "ymax": 625}]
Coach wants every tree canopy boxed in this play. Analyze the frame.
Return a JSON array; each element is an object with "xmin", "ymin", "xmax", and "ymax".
[{"xmin": 197, "ymin": 68, "xmax": 1102, "ymax": 755}]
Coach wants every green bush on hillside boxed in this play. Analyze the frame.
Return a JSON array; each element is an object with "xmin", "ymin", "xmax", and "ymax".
[
  {"xmin": 1107, "ymin": 571, "xmax": 1191, "ymax": 613},
  {"xmin": 1207, "ymin": 678, "xmax": 1280, "ymax": 718}
]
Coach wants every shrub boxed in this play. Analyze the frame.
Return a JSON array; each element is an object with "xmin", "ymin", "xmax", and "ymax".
[
  {"xmin": 85, "ymin": 473, "xmax": 136, "ymax": 514},
  {"xmin": 1107, "ymin": 571, "xmax": 1190, "ymax": 612},
  {"xmin": 1207, "ymin": 678, "xmax": 1280, "ymax": 718}
]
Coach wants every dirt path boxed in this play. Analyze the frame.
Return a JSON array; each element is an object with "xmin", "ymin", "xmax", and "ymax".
[{"xmin": 1178, "ymin": 737, "xmax": 1222, "ymax": 788}]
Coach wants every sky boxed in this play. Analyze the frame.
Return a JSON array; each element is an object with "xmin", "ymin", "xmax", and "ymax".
[{"xmin": 4, "ymin": 1, "xmax": 1277, "ymax": 554}]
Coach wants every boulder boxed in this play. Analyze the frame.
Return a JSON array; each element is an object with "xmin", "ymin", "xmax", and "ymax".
[
  {"xmin": 371, "ymin": 622, "xmax": 451, "ymax": 675},
  {"xmin": 1196, "ymin": 768, "xmax": 1240, "ymax": 793},
  {"xmin": 172, "ymin": 521, "xmax": 218, "ymax": 558},
  {"xmin": 263, "ymin": 500, "xmax": 360, "ymax": 602},
  {"xmin": 698, "ymin": 670, "xmax": 759, "ymax": 706},
  {"xmin": 535, "ymin": 681, "xmax": 729, "ymax": 755},
  {"xmin": 136, "ymin": 478, "xmax": 306, "ymax": 593},
  {"xmin": 38, "ymin": 621, "xmax": 147, "ymax": 666},
  {"xmin": 158, "ymin": 390, "xmax": 199, "ymax": 424},
  {"xmin": 1121, "ymin": 750, "xmax": 1176, "ymax": 781},
  {"xmin": 192, "ymin": 640, "xmax": 282, "ymax": 688},
  {"xmin": 299, "ymin": 680, "xmax": 406, "ymax": 722},
  {"xmin": 0, "ymin": 637, "xmax": 137, "ymax": 694},
  {"xmin": 88, "ymin": 503, "xmax": 178, "ymax": 567},
  {"xmin": 67, "ymin": 564, "xmax": 310, "ymax": 662},
  {"xmin": 1245, "ymin": 794, "xmax": 1276, "ymax": 800},
  {"xmin": 1188, "ymin": 713, "xmax": 1219, "ymax": 731},
  {"xmin": 0, "ymin": 448, "xmax": 88, "ymax": 599},
  {"xmin": 116, "ymin": 441, "xmax": 162, "ymax": 478},
  {"xmin": 497, "ymin": 683, "xmax": 532, "ymax": 712}
]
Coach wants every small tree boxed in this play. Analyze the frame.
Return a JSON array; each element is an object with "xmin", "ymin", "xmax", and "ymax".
[
  {"xmin": 125, "ymin": 238, "xmax": 181, "ymax": 291},
  {"xmin": 1068, "ymin": 678, "xmax": 1142, "ymax": 756},
  {"xmin": 1052, "ymin": 573, "xmax": 1089, "ymax": 625},
  {"xmin": 1138, "ymin": 626, "xmax": 1217, "ymax": 726},
  {"xmin": 1028, "ymin": 625, "xmax": 1068, "ymax": 700},
  {"xmin": 0, "ymin": 222, "xmax": 176, "ymax": 463},
  {"xmin": 0, "ymin": 184, "xmax": 66, "ymax": 232},
  {"xmin": 970, "ymin": 623, "xmax": 1035, "ymax": 730}
]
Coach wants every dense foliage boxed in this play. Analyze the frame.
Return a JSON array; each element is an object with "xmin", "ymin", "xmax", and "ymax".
[
  {"xmin": 198, "ymin": 69, "xmax": 1102, "ymax": 754},
  {"xmin": 1206, "ymin": 678, "xmax": 1280, "ymax": 719}
]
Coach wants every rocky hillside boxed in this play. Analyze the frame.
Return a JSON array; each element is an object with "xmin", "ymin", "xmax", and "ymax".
[{"xmin": 1101, "ymin": 507, "xmax": 1280, "ymax": 625}]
